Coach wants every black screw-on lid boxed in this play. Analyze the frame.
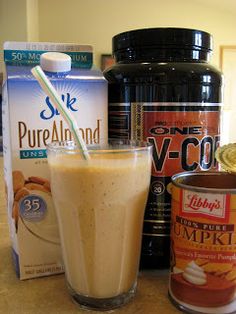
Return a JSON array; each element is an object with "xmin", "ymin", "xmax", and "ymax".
[{"xmin": 112, "ymin": 28, "xmax": 212, "ymax": 62}]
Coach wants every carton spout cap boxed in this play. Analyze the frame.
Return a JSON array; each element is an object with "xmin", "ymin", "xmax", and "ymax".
[{"xmin": 40, "ymin": 52, "xmax": 71, "ymax": 73}]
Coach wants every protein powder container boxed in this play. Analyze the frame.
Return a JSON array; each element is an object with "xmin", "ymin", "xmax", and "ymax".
[{"xmin": 104, "ymin": 27, "xmax": 222, "ymax": 269}]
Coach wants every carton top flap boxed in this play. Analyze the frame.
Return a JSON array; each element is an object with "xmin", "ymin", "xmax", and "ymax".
[
  {"xmin": 3, "ymin": 42, "xmax": 93, "ymax": 69},
  {"xmin": 4, "ymin": 42, "xmax": 93, "ymax": 52}
]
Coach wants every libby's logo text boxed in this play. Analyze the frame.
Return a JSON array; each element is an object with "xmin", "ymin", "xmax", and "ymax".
[
  {"xmin": 181, "ymin": 190, "xmax": 228, "ymax": 221},
  {"xmin": 186, "ymin": 194, "xmax": 221, "ymax": 212}
]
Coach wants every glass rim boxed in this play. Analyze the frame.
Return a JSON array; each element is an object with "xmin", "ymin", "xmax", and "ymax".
[{"xmin": 47, "ymin": 139, "xmax": 153, "ymax": 154}]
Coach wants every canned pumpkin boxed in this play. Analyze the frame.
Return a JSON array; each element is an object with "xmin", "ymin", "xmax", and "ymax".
[{"xmin": 169, "ymin": 171, "xmax": 236, "ymax": 313}]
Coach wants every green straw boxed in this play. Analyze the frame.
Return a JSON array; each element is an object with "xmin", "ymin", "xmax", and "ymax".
[{"xmin": 31, "ymin": 65, "xmax": 90, "ymax": 160}]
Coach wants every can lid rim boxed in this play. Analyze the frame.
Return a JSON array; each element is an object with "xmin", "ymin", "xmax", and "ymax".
[{"xmin": 171, "ymin": 171, "xmax": 236, "ymax": 193}]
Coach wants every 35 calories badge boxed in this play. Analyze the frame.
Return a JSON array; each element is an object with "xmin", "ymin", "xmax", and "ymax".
[{"xmin": 180, "ymin": 189, "xmax": 230, "ymax": 223}]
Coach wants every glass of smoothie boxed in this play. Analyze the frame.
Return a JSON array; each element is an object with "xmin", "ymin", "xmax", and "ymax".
[{"xmin": 47, "ymin": 139, "xmax": 152, "ymax": 310}]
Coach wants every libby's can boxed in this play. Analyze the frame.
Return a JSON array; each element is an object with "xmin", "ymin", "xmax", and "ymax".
[
  {"xmin": 104, "ymin": 27, "xmax": 222, "ymax": 268},
  {"xmin": 169, "ymin": 171, "xmax": 236, "ymax": 313}
]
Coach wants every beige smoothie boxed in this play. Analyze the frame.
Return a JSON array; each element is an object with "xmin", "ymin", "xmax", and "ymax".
[{"xmin": 48, "ymin": 151, "xmax": 151, "ymax": 299}]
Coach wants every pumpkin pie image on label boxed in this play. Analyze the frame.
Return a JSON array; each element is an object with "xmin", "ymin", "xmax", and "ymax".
[{"xmin": 170, "ymin": 260, "xmax": 236, "ymax": 307}]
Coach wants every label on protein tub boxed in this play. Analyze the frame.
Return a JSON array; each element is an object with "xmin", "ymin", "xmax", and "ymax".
[{"xmin": 108, "ymin": 102, "xmax": 221, "ymax": 238}]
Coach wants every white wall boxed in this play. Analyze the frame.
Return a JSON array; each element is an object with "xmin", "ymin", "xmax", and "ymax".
[
  {"xmin": 0, "ymin": 0, "xmax": 39, "ymax": 72},
  {"xmin": 0, "ymin": 0, "xmax": 39, "ymax": 44},
  {"xmin": 0, "ymin": 0, "xmax": 236, "ymax": 68},
  {"xmin": 0, "ymin": 0, "xmax": 28, "ymax": 44},
  {"xmin": 0, "ymin": 0, "xmax": 27, "ymax": 72},
  {"xmin": 37, "ymin": 0, "xmax": 236, "ymax": 67},
  {"xmin": 26, "ymin": 0, "xmax": 39, "ymax": 42}
]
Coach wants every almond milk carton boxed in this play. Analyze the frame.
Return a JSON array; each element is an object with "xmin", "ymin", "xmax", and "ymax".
[{"xmin": 2, "ymin": 42, "xmax": 108, "ymax": 279}]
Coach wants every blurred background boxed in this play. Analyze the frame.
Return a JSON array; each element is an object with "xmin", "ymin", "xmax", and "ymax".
[{"xmin": 0, "ymin": 0, "xmax": 236, "ymax": 144}]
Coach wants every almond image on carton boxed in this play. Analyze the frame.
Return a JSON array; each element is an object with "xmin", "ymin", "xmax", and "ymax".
[
  {"xmin": 12, "ymin": 170, "xmax": 25, "ymax": 193},
  {"xmin": 11, "ymin": 173, "xmax": 53, "ymax": 233}
]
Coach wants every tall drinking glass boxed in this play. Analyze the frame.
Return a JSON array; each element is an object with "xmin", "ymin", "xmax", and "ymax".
[{"xmin": 47, "ymin": 140, "xmax": 152, "ymax": 310}]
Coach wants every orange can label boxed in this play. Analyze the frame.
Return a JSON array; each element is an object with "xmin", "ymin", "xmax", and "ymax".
[{"xmin": 169, "ymin": 172, "xmax": 236, "ymax": 313}]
